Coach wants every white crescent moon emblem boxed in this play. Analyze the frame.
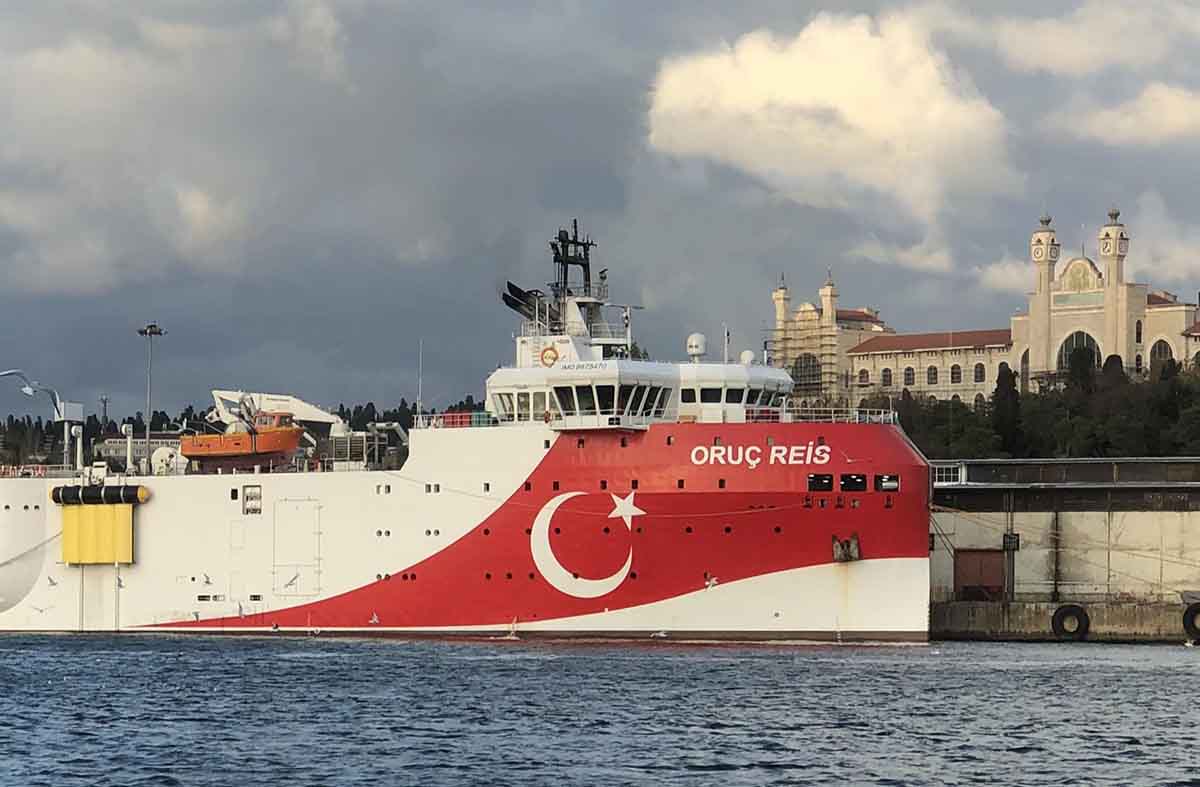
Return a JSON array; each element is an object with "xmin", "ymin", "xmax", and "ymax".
[{"xmin": 530, "ymin": 492, "xmax": 631, "ymax": 599}]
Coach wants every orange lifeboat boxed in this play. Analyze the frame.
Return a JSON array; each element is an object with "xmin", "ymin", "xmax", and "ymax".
[{"xmin": 180, "ymin": 412, "xmax": 305, "ymax": 468}]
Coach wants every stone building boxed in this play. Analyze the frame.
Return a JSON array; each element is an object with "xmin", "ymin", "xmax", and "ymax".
[
  {"xmin": 773, "ymin": 208, "xmax": 1200, "ymax": 406},
  {"xmin": 769, "ymin": 271, "xmax": 893, "ymax": 404}
]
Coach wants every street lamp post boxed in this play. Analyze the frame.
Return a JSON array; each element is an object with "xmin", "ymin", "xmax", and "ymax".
[{"xmin": 137, "ymin": 323, "xmax": 166, "ymax": 473}]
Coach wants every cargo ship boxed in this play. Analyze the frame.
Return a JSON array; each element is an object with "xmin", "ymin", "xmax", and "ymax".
[{"xmin": 0, "ymin": 222, "xmax": 930, "ymax": 640}]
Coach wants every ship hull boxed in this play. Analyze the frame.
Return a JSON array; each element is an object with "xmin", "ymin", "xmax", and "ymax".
[{"xmin": 0, "ymin": 422, "xmax": 930, "ymax": 640}]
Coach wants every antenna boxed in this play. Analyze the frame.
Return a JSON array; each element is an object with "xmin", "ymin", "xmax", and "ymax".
[
  {"xmin": 99, "ymin": 394, "xmax": 110, "ymax": 426},
  {"xmin": 417, "ymin": 338, "xmax": 423, "ymax": 416}
]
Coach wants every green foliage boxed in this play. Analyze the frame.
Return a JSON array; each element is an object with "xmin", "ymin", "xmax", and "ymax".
[{"xmin": 891, "ymin": 363, "xmax": 1200, "ymax": 459}]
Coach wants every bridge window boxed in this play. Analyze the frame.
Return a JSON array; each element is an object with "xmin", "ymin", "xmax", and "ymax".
[
  {"xmin": 641, "ymin": 386, "xmax": 661, "ymax": 416},
  {"xmin": 619, "ymin": 384, "xmax": 637, "ymax": 410},
  {"xmin": 724, "ymin": 387, "xmax": 745, "ymax": 404},
  {"xmin": 494, "ymin": 392, "xmax": 515, "ymax": 422},
  {"xmin": 807, "ymin": 474, "xmax": 834, "ymax": 492},
  {"xmin": 627, "ymin": 385, "xmax": 647, "ymax": 414},
  {"xmin": 532, "ymin": 391, "xmax": 546, "ymax": 417},
  {"xmin": 553, "ymin": 386, "xmax": 576, "ymax": 416},
  {"xmin": 654, "ymin": 389, "xmax": 672, "ymax": 417},
  {"xmin": 874, "ymin": 474, "xmax": 900, "ymax": 491},
  {"xmin": 746, "ymin": 389, "xmax": 762, "ymax": 406},
  {"xmin": 679, "ymin": 388, "xmax": 697, "ymax": 404},
  {"xmin": 700, "ymin": 387, "xmax": 722, "ymax": 403},
  {"xmin": 840, "ymin": 474, "xmax": 867, "ymax": 492},
  {"xmin": 595, "ymin": 385, "xmax": 615, "ymax": 415},
  {"xmin": 516, "ymin": 392, "xmax": 531, "ymax": 422},
  {"xmin": 576, "ymin": 385, "xmax": 597, "ymax": 415}
]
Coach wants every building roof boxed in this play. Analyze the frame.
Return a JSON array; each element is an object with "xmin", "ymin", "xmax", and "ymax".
[
  {"xmin": 835, "ymin": 308, "xmax": 883, "ymax": 324},
  {"xmin": 1147, "ymin": 290, "xmax": 1187, "ymax": 307},
  {"xmin": 1183, "ymin": 322, "xmax": 1200, "ymax": 338},
  {"xmin": 848, "ymin": 329, "xmax": 1012, "ymax": 354}
]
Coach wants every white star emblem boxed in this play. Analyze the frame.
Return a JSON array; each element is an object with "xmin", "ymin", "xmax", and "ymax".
[{"xmin": 608, "ymin": 491, "xmax": 645, "ymax": 530}]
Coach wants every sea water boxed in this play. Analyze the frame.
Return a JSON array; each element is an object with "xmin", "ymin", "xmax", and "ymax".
[{"xmin": 0, "ymin": 636, "xmax": 1195, "ymax": 786}]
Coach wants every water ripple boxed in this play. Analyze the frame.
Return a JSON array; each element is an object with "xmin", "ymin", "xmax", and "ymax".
[{"xmin": 0, "ymin": 636, "xmax": 1196, "ymax": 785}]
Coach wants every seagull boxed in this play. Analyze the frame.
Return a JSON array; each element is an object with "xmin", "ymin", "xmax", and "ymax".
[
  {"xmin": 203, "ymin": 573, "xmax": 212, "ymax": 585},
  {"xmin": 369, "ymin": 612, "xmax": 380, "ymax": 625},
  {"xmin": 705, "ymin": 576, "xmax": 719, "ymax": 589},
  {"xmin": 650, "ymin": 630, "xmax": 668, "ymax": 639},
  {"xmin": 46, "ymin": 576, "xmax": 57, "ymax": 587},
  {"xmin": 117, "ymin": 577, "xmax": 124, "ymax": 589},
  {"xmin": 608, "ymin": 491, "xmax": 646, "ymax": 530}
]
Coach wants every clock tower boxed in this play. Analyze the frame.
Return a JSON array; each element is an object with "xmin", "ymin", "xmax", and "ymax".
[
  {"xmin": 1029, "ymin": 214, "xmax": 1059, "ymax": 375},
  {"xmin": 1100, "ymin": 207, "xmax": 1129, "ymax": 366}
]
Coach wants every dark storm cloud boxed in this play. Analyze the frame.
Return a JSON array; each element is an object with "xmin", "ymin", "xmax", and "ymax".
[{"xmin": 1, "ymin": 1, "xmax": 1199, "ymax": 422}]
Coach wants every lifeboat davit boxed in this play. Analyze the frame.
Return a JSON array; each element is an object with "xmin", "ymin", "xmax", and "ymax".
[{"xmin": 180, "ymin": 411, "xmax": 305, "ymax": 470}]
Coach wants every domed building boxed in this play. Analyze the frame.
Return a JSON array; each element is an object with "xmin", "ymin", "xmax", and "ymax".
[{"xmin": 773, "ymin": 209, "xmax": 1200, "ymax": 406}]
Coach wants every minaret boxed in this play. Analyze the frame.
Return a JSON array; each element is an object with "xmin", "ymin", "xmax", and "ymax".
[
  {"xmin": 818, "ymin": 269, "xmax": 839, "ymax": 397},
  {"xmin": 771, "ymin": 274, "xmax": 791, "ymax": 368},
  {"xmin": 1029, "ymin": 213, "xmax": 1059, "ymax": 375},
  {"xmin": 1099, "ymin": 207, "xmax": 1129, "ymax": 365}
]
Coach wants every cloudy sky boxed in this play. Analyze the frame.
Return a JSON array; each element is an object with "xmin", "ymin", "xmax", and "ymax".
[{"xmin": 2, "ymin": 0, "xmax": 1200, "ymax": 419}]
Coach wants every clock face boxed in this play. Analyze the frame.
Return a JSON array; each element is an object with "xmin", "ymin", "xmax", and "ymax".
[
  {"xmin": 1049, "ymin": 245, "xmax": 1059, "ymax": 260},
  {"xmin": 1032, "ymin": 245, "xmax": 1044, "ymax": 260},
  {"xmin": 1102, "ymin": 239, "xmax": 1113, "ymax": 254}
]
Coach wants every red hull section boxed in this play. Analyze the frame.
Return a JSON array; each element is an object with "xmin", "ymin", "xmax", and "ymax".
[{"xmin": 157, "ymin": 422, "xmax": 928, "ymax": 631}]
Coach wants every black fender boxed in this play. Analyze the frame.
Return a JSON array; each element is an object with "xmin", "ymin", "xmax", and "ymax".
[
  {"xmin": 1051, "ymin": 604, "xmax": 1090, "ymax": 641},
  {"xmin": 1183, "ymin": 603, "xmax": 1200, "ymax": 640}
]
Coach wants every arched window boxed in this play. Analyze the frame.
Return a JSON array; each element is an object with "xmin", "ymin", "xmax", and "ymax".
[
  {"xmin": 1135, "ymin": 320, "xmax": 1143, "ymax": 344},
  {"xmin": 1135, "ymin": 354, "xmax": 1143, "ymax": 373},
  {"xmin": 904, "ymin": 367, "xmax": 915, "ymax": 386},
  {"xmin": 951, "ymin": 394, "xmax": 961, "ymax": 403},
  {"xmin": 1056, "ymin": 331, "xmax": 1101, "ymax": 371},
  {"xmin": 974, "ymin": 363, "xmax": 985, "ymax": 383},
  {"xmin": 1151, "ymin": 339, "xmax": 1174, "ymax": 363},
  {"xmin": 858, "ymin": 369, "xmax": 869, "ymax": 385},
  {"xmin": 974, "ymin": 393, "xmax": 986, "ymax": 411},
  {"xmin": 882, "ymin": 368, "xmax": 893, "ymax": 387},
  {"xmin": 792, "ymin": 353, "xmax": 821, "ymax": 396},
  {"xmin": 927, "ymin": 366, "xmax": 938, "ymax": 385},
  {"xmin": 950, "ymin": 364, "xmax": 962, "ymax": 384}
]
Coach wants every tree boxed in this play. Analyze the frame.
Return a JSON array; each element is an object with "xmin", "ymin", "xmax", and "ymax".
[{"xmin": 991, "ymin": 364, "xmax": 1021, "ymax": 456}]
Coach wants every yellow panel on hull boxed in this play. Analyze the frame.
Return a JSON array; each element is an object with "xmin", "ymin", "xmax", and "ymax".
[{"xmin": 61, "ymin": 504, "xmax": 134, "ymax": 564}]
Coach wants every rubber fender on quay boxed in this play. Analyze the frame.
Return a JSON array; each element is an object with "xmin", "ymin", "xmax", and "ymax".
[
  {"xmin": 1183, "ymin": 603, "xmax": 1200, "ymax": 640},
  {"xmin": 1051, "ymin": 604, "xmax": 1090, "ymax": 641}
]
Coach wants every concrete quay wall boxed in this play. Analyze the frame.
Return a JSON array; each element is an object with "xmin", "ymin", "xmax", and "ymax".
[{"xmin": 931, "ymin": 601, "xmax": 1196, "ymax": 643}]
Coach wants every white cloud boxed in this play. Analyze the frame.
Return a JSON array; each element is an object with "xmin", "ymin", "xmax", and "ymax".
[
  {"xmin": 850, "ymin": 231, "xmax": 953, "ymax": 273},
  {"xmin": 647, "ymin": 10, "xmax": 1021, "ymax": 274},
  {"xmin": 1046, "ymin": 82, "xmax": 1200, "ymax": 146},
  {"xmin": 920, "ymin": 0, "xmax": 1200, "ymax": 78},
  {"xmin": 266, "ymin": 0, "xmax": 348, "ymax": 84},
  {"xmin": 648, "ymin": 13, "xmax": 1021, "ymax": 229},
  {"xmin": 973, "ymin": 253, "xmax": 1029, "ymax": 294},
  {"xmin": 1126, "ymin": 191, "xmax": 1200, "ymax": 283}
]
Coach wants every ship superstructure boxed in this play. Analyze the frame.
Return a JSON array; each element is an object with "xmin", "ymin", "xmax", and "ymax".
[{"xmin": 0, "ymin": 222, "xmax": 930, "ymax": 640}]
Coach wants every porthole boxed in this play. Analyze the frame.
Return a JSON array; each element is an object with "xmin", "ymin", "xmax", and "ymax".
[
  {"xmin": 528, "ymin": 572, "xmax": 535, "ymax": 580},
  {"xmin": 554, "ymin": 527, "xmax": 561, "ymax": 535},
  {"xmin": 433, "ymin": 529, "xmax": 440, "ymax": 536},
  {"xmin": 410, "ymin": 573, "xmax": 417, "ymax": 581},
  {"xmin": 724, "ymin": 526, "xmax": 732, "ymax": 534},
  {"xmin": 632, "ymin": 480, "xmax": 639, "ymax": 490},
  {"xmin": 376, "ymin": 529, "xmax": 383, "ymax": 537},
  {"xmin": 425, "ymin": 529, "xmax": 432, "ymax": 536},
  {"xmin": 483, "ymin": 528, "xmax": 491, "ymax": 536},
  {"xmin": 630, "ymin": 572, "xmax": 638, "ymax": 580},
  {"xmin": 603, "ymin": 526, "xmax": 610, "ymax": 534},
  {"xmin": 485, "ymin": 572, "xmax": 492, "ymax": 580},
  {"xmin": 774, "ymin": 526, "xmax": 782, "ymax": 534},
  {"xmin": 505, "ymin": 572, "xmax": 513, "ymax": 580},
  {"xmin": 401, "ymin": 573, "xmax": 408, "ymax": 580},
  {"xmin": 524, "ymin": 482, "xmax": 532, "ymax": 492},
  {"xmin": 685, "ymin": 526, "xmax": 693, "ymax": 534},
  {"xmin": 718, "ymin": 479, "xmax": 726, "ymax": 489},
  {"xmin": 384, "ymin": 530, "xmax": 391, "ymax": 537},
  {"xmin": 553, "ymin": 481, "xmax": 560, "ymax": 491},
  {"xmin": 636, "ymin": 527, "xmax": 643, "ymax": 534},
  {"xmin": 677, "ymin": 479, "xmax": 684, "ymax": 489},
  {"xmin": 383, "ymin": 573, "xmax": 391, "ymax": 580},
  {"xmin": 376, "ymin": 573, "xmax": 383, "ymax": 580}
]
